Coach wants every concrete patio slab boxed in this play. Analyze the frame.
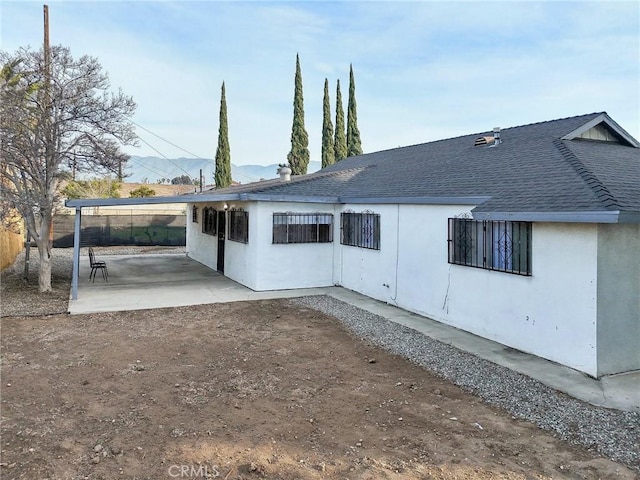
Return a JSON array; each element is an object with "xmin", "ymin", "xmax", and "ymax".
[
  {"xmin": 69, "ymin": 253, "xmax": 329, "ymax": 314},
  {"xmin": 68, "ymin": 254, "xmax": 639, "ymax": 413}
]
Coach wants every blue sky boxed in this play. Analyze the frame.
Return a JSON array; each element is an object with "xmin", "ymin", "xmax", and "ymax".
[{"xmin": 2, "ymin": 1, "xmax": 639, "ymax": 168}]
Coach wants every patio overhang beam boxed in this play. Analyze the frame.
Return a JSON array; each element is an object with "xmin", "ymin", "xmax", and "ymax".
[{"xmin": 65, "ymin": 193, "xmax": 259, "ymax": 208}]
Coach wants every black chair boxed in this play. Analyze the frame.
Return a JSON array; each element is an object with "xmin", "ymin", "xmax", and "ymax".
[{"xmin": 88, "ymin": 248, "xmax": 108, "ymax": 282}]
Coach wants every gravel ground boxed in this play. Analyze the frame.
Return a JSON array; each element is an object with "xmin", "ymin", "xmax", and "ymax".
[
  {"xmin": 292, "ymin": 296, "xmax": 640, "ymax": 471},
  {"xmin": 3, "ymin": 247, "xmax": 638, "ymax": 472}
]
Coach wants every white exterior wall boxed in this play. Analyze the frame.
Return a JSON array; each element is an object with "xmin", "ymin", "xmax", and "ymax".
[
  {"xmin": 336, "ymin": 204, "xmax": 400, "ymax": 301},
  {"xmin": 188, "ymin": 199, "xmax": 604, "ymax": 376},
  {"xmin": 187, "ymin": 201, "xmax": 336, "ymax": 292},
  {"xmin": 394, "ymin": 205, "xmax": 475, "ymax": 316},
  {"xmin": 186, "ymin": 201, "xmax": 258, "ymax": 289},
  {"xmin": 253, "ymin": 202, "xmax": 336, "ymax": 291},
  {"xmin": 336, "ymin": 204, "xmax": 600, "ymax": 376},
  {"xmin": 436, "ymin": 222, "xmax": 599, "ymax": 376},
  {"xmin": 221, "ymin": 202, "xmax": 257, "ymax": 290},
  {"xmin": 186, "ymin": 201, "xmax": 221, "ymax": 270}
]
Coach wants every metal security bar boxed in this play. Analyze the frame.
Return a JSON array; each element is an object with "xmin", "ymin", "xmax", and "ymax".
[
  {"xmin": 448, "ymin": 218, "xmax": 532, "ymax": 275},
  {"xmin": 192, "ymin": 206, "xmax": 198, "ymax": 223},
  {"xmin": 202, "ymin": 207, "xmax": 217, "ymax": 235},
  {"xmin": 229, "ymin": 210, "xmax": 249, "ymax": 243},
  {"xmin": 340, "ymin": 212, "xmax": 380, "ymax": 250},
  {"xmin": 272, "ymin": 213, "xmax": 333, "ymax": 244}
]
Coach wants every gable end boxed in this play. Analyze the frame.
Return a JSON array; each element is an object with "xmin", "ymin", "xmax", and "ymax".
[
  {"xmin": 561, "ymin": 113, "xmax": 640, "ymax": 147},
  {"xmin": 578, "ymin": 123, "xmax": 624, "ymax": 143}
]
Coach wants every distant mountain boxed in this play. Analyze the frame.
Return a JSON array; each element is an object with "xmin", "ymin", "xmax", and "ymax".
[{"xmin": 125, "ymin": 156, "xmax": 321, "ymax": 185}]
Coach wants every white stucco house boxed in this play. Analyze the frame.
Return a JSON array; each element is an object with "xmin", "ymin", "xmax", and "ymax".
[{"xmin": 67, "ymin": 112, "xmax": 640, "ymax": 379}]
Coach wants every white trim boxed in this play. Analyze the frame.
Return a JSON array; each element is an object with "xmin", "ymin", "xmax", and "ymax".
[{"xmin": 561, "ymin": 113, "xmax": 640, "ymax": 147}]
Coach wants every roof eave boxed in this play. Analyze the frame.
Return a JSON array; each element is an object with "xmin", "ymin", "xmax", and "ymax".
[
  {"xmin": 617, "ymin": 211, "xmax": 640, "ymax": 223},
  {"xmin": 471, "ymin": 210, "xmax": 639, "ymax": 223}
]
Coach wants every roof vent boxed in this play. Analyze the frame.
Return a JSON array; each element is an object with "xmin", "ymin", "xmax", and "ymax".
[
  {"xmin": 474, "ymin": 135, "xmax": 495, "ymax": 146},
  {"xmin": 492, "ymin": 127, "xmax": 501, "ymax": 145},
  {"xmin": 474, "ymin": 127, "xmax": 502, "ymax": 147},
  {"xmin": 277, "ymin": 164, "xmax": 291, "ymax": 181}
]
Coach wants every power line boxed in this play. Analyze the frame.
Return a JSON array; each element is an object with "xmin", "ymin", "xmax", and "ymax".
[
  {"xmin": 45, "ymin": 62, "xmax": 199, "ymax": 184},
  {"xmin": 135, "ymin": 136, "xmax": 194, "ymax": 179},
  {"xmin": 130, "ymin": 120, "xmax": 265, "ymax": 184},
  {"xmin": 127, "ymin": 157, "xmax": 176, "ymax": 181},
  {"xmin": 130, "ymin": 119, "xmax": 211, "ymax": 161}
]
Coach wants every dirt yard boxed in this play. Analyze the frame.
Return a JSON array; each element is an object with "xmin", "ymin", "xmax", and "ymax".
[{"xmin": 1, "ymin": 300, "xmax": 637, "ymax": 480}]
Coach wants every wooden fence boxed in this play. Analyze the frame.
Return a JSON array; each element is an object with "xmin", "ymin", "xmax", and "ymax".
[{"xmin": 1, "ymin": 224, "xmax": 24, "ymax": 271}]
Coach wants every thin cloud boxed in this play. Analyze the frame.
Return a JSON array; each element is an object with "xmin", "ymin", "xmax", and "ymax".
[{"xmin": 1, "ymin": 0, "xmax": 638, "ymax": 167}]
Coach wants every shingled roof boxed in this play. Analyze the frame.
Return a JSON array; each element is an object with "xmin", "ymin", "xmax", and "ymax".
[{"xmin": 203, "ymin": 112, "xmax": 640, "ymax": 223}]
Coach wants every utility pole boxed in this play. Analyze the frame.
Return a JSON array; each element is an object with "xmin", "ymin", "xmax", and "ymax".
[
  {"xmin": 25, "ymin": 5, "xmax": 50, "ymax": 280},
  {"xmin": 44, "ymin": 4, "xmax": 54, "ymax": 250},
  {"xmin": 44, "ymin": 5, "xmax": 50, "ymax": 64},
  {"xmin": 43, "ymin": 4, "xmax": 51, "ymax": 147}
]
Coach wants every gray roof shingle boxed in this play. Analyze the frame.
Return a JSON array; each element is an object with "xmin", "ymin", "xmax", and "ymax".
[{"xmin": 202, "ymin": 112, "xmax": 640, "ymax": 222}]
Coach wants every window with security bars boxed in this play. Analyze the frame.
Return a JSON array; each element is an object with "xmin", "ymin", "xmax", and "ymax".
[
  {"xmin": 448, "ymin": 218, "xmax": 532, "ymax": 275},
  {"xmin": 229, "ymin": 210, "xmax": 249, "ymax": 243},
  {"xmin": 192, "ymin": 206, "xmax": 198, "ymax": 223},
  {"xmin": 272, "ymin": 213, "xmax": 333, "ymax": 244},
  {"xmin": 340, "ymin": 212, "xmax": 380, "ymax": 250},
  {"xmin": 202, "ymin": 207, "xmax": 217, "ymax": 235}
]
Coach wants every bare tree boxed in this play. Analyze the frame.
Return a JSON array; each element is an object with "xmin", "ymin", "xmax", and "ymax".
[
  {"xmin": 62, "ymin": 177, "xmax": 122, "ymax": 200},
  {"xmin": 0, "ymin": 45, "xmax": 136, "ymax": 292}
]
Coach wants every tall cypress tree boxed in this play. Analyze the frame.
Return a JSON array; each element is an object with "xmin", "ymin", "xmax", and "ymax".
[
  {"xmin": 321, "ymin": 78, "xmax": 335, "ymax": 168},
  {"xmin": 287, "ymin": 54, "xmax": 310, "ymax": 175},
  {"xmin": 346, "ymin": 64, "xmax": 362, "ymax": 157},
  {"xmin": 214, "ymin": 82, "xmax": 232, "ymax": 188},
  {"xmin": 334, "ymin": 79, "xmax": 347, "ymax": 162}
]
